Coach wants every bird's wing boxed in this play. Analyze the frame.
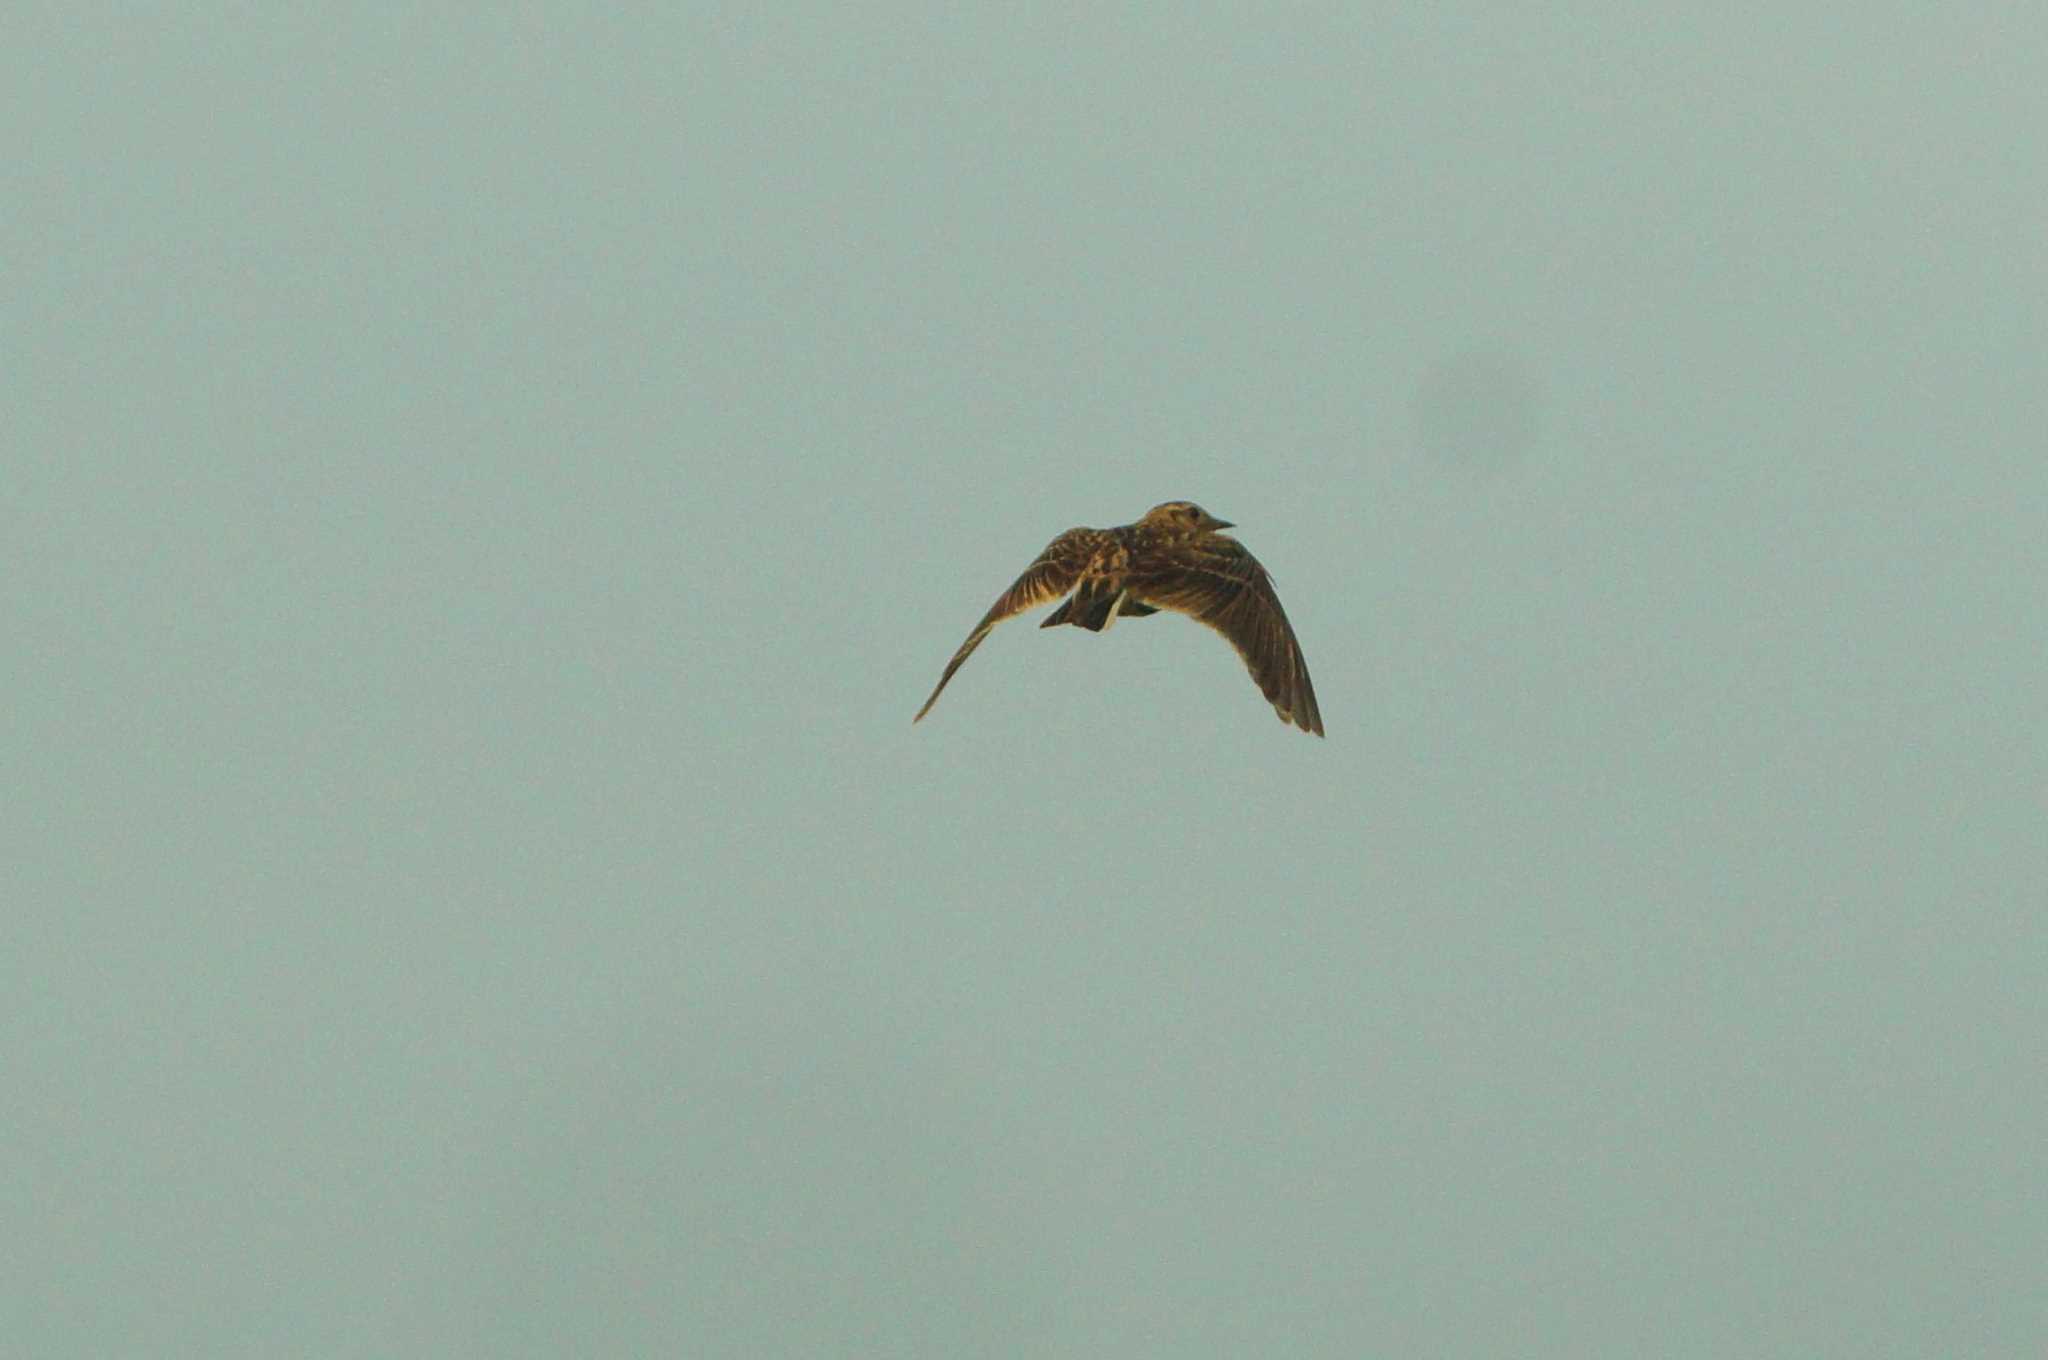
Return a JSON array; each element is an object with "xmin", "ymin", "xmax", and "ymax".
[
  {"xmin": 1129, "ymin": 538, "xmax": 1323, "ymax": 735},
  {"xmin": 914, "ymin": 529, "xmax": 1104, "ymax": 722}
]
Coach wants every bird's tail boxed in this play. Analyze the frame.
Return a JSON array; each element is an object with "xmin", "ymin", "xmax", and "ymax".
[{"xmin": 1040, "ymin": 583, "xmax": 1157, "ymax": 632}]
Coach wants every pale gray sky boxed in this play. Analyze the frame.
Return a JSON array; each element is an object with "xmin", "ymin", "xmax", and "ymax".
[{"xmin": 6, "ymin": 5, "xmax": 2045, "ymax": 1355}]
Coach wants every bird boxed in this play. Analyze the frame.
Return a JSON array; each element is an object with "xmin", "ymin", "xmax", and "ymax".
[{"xmin": 914, "ymin": 501, "xmax": 1323, "ymax": 735}]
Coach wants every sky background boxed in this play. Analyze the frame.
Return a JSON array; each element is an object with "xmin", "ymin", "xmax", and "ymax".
[{"xmin": 7, "ymin": 4, "xmax": 2045, "ymax": 1355}]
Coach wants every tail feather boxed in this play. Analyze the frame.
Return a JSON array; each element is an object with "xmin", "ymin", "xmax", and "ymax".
[{"xmin": 1041, "ymin": 581, "xmax": 1157, "ymax": 632}]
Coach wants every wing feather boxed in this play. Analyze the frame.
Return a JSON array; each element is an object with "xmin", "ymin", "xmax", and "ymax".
[
  {"xmin": 1129, "ymin": 538, "xmax": 1323, "ymax": 735},
  {"xmin": 913, "ymin": 529, "xmax": 1103, "ymax": 722}
]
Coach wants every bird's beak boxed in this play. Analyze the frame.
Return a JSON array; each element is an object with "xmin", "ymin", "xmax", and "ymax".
[{"xmin": 1210, "ymin": 519, "xmax": 1234, "ymax": 531}]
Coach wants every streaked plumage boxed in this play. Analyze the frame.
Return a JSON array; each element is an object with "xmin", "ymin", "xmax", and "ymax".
[{"xmin": 914, "ymin": 501, "xmax": 1323, "ymax": 736}]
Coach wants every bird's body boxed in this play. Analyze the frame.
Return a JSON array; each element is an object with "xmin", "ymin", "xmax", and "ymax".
[{"xmin": 914, "ymin": 501, "xmax": 1323, "ymax": 735}]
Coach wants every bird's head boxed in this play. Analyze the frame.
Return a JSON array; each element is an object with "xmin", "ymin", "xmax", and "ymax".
[{"xmin": 1145, "ymin": 501, "xmax": 1234, "ymax": 535}]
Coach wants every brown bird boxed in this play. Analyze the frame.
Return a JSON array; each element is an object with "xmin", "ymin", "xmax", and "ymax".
[{"xmin": 914, "ymin": 501, "xmax": 1323, "ymax": 735}]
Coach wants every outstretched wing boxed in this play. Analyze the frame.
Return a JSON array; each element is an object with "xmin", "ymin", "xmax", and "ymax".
[
  {"xmin": 914, "ymin": 529, "xmax": 1105, "ymax": 722},
  {"xmin": 1129, "ymin": 537, "xmax": 1323, "ymax": 735}
]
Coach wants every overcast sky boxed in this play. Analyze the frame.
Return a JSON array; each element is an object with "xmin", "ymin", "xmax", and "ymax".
[{"xmin": 7, "ymin": 5, "xmax": 2045, "ymax": 1355}]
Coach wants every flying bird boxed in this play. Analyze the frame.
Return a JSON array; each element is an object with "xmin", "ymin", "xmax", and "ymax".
[{"xmin": 914, "ymin": 501, "xmax": 1323, "ymax": 735}]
